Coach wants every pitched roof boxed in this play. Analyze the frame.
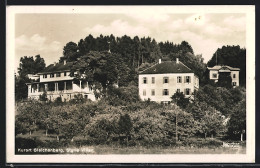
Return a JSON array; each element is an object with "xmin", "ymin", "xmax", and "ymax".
[
  {"xmin": 38, "ymin": 62, "xmax": 73, "ymax": 74},
  {"xmin": 139, "ymin": 61, "xmax": 193, "ymax": 74},
  {"xmin": 207, "ymin": 65, "xmax": 240, "ymax": 71}
]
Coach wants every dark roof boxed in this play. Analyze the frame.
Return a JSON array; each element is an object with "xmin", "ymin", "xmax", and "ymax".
[
  {"xmin": 38, "ymin": 62, "xmax": 73, "ymax": 74},
  {"xmin": 139, "ymin": 61, "xmax": 193, "ymax": 74},
  {"xmin": 207, "ymin": 65, "xmax": 240, "ymax": 71}
]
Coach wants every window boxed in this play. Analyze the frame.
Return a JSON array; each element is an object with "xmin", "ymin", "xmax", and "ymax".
[
  {"xmin": 64, "ymin": 72, "xmax": 67, "ymax": 76},
  {"xmin": 185, "ymin": 76, "xmax": 191, "ymax": 83},
  {"xmin": 43, "ymin": 74, "xmax": 47, "ymax": 78},
  {"xmin": 163, "ymin": 77, "xmax": 169, "ymax": 84},
  {"xmin": 56, "ymin": 73, "xmax": 61, "ymax": 77},
  {"xmin": 177, "ymin": 89, "xmax": 180, "ymax": 93},
  {"xmin": 143, "ymin": 89, "xmax": 146, "ymax": 96},
  {"xmin": 233, "ymin": 74, "xmax": 236, "ymax": 78},
  {"xmin": 151, "ymin": 89, "xmax": 155, "ymax": 96},
  {"xmin": 152, "ymin": 77, "xmax": 155, "ymax": 84},
  {"xmin": 212, "ymin": 73, "xmax": 217, "ymax": 78},
  {"xmin": 50, "ymin": 73, "xmax": 54, "ymax": 78},
  {"xmin": 177, "ymin": 76, "xmax": 182, "ymax": 83},
  {"xmin": 185, "ymin": 88, "xmax": 190, "ymax": 95},
  {"xmin": 163, "ymin": 89, "xmax": 169, "ymax": 96},
  {"xmin": 143, "ymin": 77, "xmax": 147, "ymax": 84},
  {"xmin": 232, "ymin": 82, "xmax": 237, "ymax": 86}
]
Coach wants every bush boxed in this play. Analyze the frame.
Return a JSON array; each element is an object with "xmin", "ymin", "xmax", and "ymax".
[
  {"xmin": 16, "ymin": 137, "xmax": 40, "ymax": 149},
  {"xmin": 55, "ymin": 97, "xmax": 62, "ymax": 104}
]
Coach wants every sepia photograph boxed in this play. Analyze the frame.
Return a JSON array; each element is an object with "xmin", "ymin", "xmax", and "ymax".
[{"xmin": 6, "ymin": 5, "xmax": 255, "ymax": 163}]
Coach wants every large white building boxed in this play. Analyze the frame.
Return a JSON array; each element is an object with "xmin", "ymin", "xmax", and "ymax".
[
  {"xmin": 26, "ymin": 61, "xmax": 96, "ymax": 101},
  {"xmin": 138, "ymin": 58, "xmax": 199, "ymax": 103},
  {"xmin": 207, "ymin": 65, "xmax": 240, "ymax": 87}
]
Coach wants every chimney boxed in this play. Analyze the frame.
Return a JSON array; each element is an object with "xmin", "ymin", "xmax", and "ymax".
[
  {"xmin": 159, "ymin": 59, "xmax": 161, "ymax": 64},
  {"xmin": 54, "ymin": 62, "xmax": 57, "ymax": 66},
  {"xmin": 176, "ymin": 58, "xmax": 179, "ymax": 64},
  {"xmin": 64, "ymin": 60, "xmax": 66, "ymax": 65}
]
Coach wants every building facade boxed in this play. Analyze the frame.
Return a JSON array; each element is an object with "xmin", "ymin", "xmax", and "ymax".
[
  {"xmin": 26, "ymin": 61, "xmax": 96, "ymax": 101},
  {"xmin": 207, "ymin": 65, "xmax": 240, "ymax": 87},
  {"xmin": 139, "ymin": 59, "xmax": 199, "ymax": 103}
]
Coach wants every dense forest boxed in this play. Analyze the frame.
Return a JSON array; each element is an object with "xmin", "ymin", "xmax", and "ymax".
[{"xmin": 15, "ymin": 34, "xmax": 247, "ymax": 150}]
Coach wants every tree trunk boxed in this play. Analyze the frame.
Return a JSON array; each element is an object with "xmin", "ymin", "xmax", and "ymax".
[
  {"xmin": 211, "ymin": 134, "xmax": 213, "ymax": 139},
  {"xmin": 57, "ymin": 135, "xmax": 59, "ymax": 141},
  {"xmin": 204, "ymin": 133, "xmax": 207, "ymax": 139},
  {"xmin": 45, "ymin": 129, "xmax": 48, "ymax": 136},
  {"xmin": 29, "ymin": 130, "xmax": 32, "ymax": 136},
  {"xmin": 241, "ymin": 133, "xmax": 243, "ymax": 142}
]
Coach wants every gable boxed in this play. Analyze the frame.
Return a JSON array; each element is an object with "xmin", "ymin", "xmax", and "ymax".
[{"xmin": 139, "ymin": 61, "xmax": 193, "ymax": 74}]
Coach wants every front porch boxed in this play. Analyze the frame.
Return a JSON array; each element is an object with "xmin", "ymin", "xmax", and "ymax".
[{"xmin": 27, "ymin": 80, "xmax": 95, "ymax": 101}]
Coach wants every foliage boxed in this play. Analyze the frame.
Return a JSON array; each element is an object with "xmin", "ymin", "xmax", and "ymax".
[
  {"xmin": 15, "ymin": 75, "xmax": 31, "ymax": 101},
  {"xmin": 227, "ymin": 99, "xmax": 246, "ymax": 140},
  {"xmin": 59, "ymin": 41, "xmax": 80, "ymax": 62},
  {"xmin": 118, "ymin": 114, "xmax": 133, "ymax": 136},
  {"xmin": 16, "ymin": 55, "xmax": 46, "ymax": 101},
  {"xmin": 18, "ymin": 55, "xmax": 46, "ymax": 77},
  {"xmin": 171, "ymin": 92, "xmax": 190, "ymax": 109},
  {"xmin": 197, "ymin": 109, "xmax": 225, "ymax": 138},
  {"xmin": 105, "ymin": 85, "xmax": 140, "ymax": 106},
  {"xmin": 217, "ymin": 72, "xmax": 232, "ymax": 88},
  {"xmin": 39, "ymin": 91, "xmax": 48, "ymax": 101},
  {"xmin": 192, "ymin": 85, "xmax": 245, "ymax": 117},
  {"xmin": 71, "ymin": 51, "xmax": 130, "ymax": 92}
]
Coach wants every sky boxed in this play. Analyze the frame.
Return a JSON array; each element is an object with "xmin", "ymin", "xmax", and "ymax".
[{"xmin": 15, "ymin": 11, "xmax": 246, "ymax": 69}]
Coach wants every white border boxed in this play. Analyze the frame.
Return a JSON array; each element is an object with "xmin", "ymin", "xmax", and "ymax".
[{"xmin": 6, "ymin": 5, "xmax": 255, "ymax": 163}]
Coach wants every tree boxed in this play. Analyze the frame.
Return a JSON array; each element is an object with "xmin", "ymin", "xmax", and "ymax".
[
  {"xmin": 15, "ymin": 101, "xmax": 44, "ymax": 135},
  {"xmin": 16, "ymin": 55, "xmax": 46, "ymax": 101},
  {"xmin": 118, "ymin": 114, "xmax": 133, "ymax": 145},
  {"xmin": 217, "ymin": 72, "xmax": 232, "ymax": 88},
  {"xmin": 171, "ymin": 92, "xmax": 190, "ymax": 109},
  {"xmin": 18, "ymin": 55, "xmax": 46, "ymax": 77},
  {"xmin": 60, "ymin": 42, "xmax": 79, "ymax": 62},
  {"xmin": 199, "ymin": 108, "xmax": 225, "ymax": 139},
  {"xmin": 71, "ymin": 51, "xmax": 131, "ymax": 97},
  {"xmin": 15, "ymin": 75, "xmax": 31, "ymax": 101},
  {"xmin": 227, "ymin": 99, "xmax": 246, "ymax": 141}
]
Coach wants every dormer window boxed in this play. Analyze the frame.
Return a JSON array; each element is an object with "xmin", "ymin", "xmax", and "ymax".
[
  {"xmin": 43, "ymin": 74, "xmax": 47, "ymax": 78},
  {"xmin": 233, "ymin": 74, "xmax": 236, "ymax": 78},
  {"xmin": 64, "ymin": 72, "xmax": 67, "ymax": 76},
  {"xmin": 50, "ymin": 73, "xmax": 54, "ymax": 78}
]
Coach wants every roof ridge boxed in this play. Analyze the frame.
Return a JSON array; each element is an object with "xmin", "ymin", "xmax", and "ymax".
[
  {"xmin": 139, "ymin": 62, "xmax": 158, "ymax": 74},
  {"xmin": 207, "ymin": 65, "xmax": 240, "ymax": 70},
  {"xmin": 179, "ymin": 61, "xmax": 191, "ymax": 70}
]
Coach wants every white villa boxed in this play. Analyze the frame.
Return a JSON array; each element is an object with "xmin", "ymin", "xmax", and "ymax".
[
  {"xmin": 138, "ymin": 58, "xmax": 199, "ymax": 103},
  {"xmin": 207, "ymin": 65, "xmax": 240, "ymax": 87},
  {"xmin": 26, "ymin": 61, "xmax": 96, "ymax": 101}
]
